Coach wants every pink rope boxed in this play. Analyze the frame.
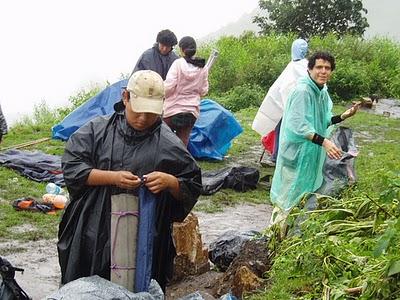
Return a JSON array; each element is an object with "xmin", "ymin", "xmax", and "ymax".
[{"xmin": 110, "ymin": 210, "xmax": 139, "ymax": 278}]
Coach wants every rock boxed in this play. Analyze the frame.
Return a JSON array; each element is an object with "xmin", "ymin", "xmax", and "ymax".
[
  {"xmin": 215, "ymin": 239, "xmax": 270, "ymax": 298},
  {"xmin": 232, "ymin": 266, "xmax": 263, "ymax": 298},
  {"xmin": 172, "ymin": 213, "xmax": 210, "ymax": 281}
]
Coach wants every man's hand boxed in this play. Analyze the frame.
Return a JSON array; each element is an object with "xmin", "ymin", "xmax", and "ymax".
[
  {"xmin": 341, "ymin": 103, "xmax": 360, "ymax": 120},
  {"xmin": 113, "ymin": 171, "xmax": 141, "ymax": 189},
  {"xmin": 322, "ymin": 139, "xmax": 342, "ymax": 160},
  {"xmin": 143, "ymin": 171, "xmax": 179, "ymax": 196}
]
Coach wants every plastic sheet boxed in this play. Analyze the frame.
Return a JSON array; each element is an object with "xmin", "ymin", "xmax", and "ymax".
[
  {"xmin": 0, "ymin": 149, "xmax": 64, "ymax": 186},
  {"xmin": 45, "ymin": 276, "xmax": 163, "ymax": 300},
  {"xmin": 188, "ymin": 99, "xmax": 243, "ymax": 160},
  {"xmin": 52, "ymin": 79, "xmax": 128, "ymax": 141},
  {"xmin": 208, "ymin": 230, "xmax": 259, "ymax": 271}
]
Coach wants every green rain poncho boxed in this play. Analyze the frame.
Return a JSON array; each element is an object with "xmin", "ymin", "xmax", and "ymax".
[{"xmin": 270, "ymin": 75, "xmax": 333, "ymax": 211}]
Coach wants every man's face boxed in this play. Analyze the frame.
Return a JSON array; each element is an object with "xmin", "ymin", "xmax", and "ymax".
[
  {"xmin": 158, "ymin": 43, "xmax": 172, "ymax": 56},
  {"xmin": 123, "ymin": 90, "xmax": 160, "ymax": 131},
  {"xmin": 308, "ymin": 59, "xmax": 332, "ymax": 86}
]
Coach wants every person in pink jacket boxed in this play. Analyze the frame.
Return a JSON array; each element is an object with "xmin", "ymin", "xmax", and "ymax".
[{"xmin": 163, "ymin": 36, "xmax": 209, "ymax": 146}]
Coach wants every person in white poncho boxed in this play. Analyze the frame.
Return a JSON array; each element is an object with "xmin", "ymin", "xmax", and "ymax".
[{"xmin": 252, "ymin": 39, "xmax": 308, "ymax": 163}]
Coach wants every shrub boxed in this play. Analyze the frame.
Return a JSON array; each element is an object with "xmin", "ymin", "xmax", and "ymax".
[
  {"xmin": 13, "ymin": 100, "xmax": 59, "ymax": 131},
  {"xmin": 57, "ymin": 84, "xmax": 104, "ymax": 118},
  {"xmin": 214, "ymin": 83, "xmax": 265, "ymax": 112},
  {"xmin": 200, "ymin": 33, "xmax": 400, "ymax": 103}
]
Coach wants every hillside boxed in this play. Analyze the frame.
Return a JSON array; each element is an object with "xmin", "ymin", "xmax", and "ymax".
[{"xmin": 201, "ymin": 1, "xmax": 400, "ymax": 42}]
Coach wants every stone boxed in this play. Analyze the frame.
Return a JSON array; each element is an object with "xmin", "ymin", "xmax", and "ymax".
[{"xmin": 172, "ymin": 213, "xmax": 210, "ymax": 281}]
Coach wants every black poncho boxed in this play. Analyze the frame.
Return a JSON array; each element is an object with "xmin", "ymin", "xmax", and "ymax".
[{"xmin": 57, "ymin": 112, "xmax": 201, "ymax": 290}]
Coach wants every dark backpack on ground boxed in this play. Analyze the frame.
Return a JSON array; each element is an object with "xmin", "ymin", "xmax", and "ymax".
[
  {"xmin": 201, "ymin": 166, "xmax": 260, "ymax": 195},
  {"xmin": 223, "ymin": 166, "xmax": 260, "ymax": 192},
  {"xmin": 0, "ymin": 257, "xmax": 31, "ymax": 300}
]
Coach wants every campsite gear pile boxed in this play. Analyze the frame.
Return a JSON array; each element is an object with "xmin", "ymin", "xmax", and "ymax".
[
  {"xmin": 12, "ymin": 197, "xmax": 55, "ymax": 214},
  {"xmin": 0, "ymin": 256, "xmax": 31, "ymax": 300},
  {"xmin": 12, "ymin": 183, "xmax": 68, "ymax": 214},
  {"xmin": 43, "ymin": 183, "xmax": 68, "ymax": 209}
]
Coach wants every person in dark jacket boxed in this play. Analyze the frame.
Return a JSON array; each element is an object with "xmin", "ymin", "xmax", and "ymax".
[
  {"xmin": 0, "ymin": 104, "xmax": 7, "ymax": 143},
  {"xmin": 57, "ymin": 70, "xmax": 202, "ymax": 291},
  {"xmin": 131, "ymin": 29, "xmax": 179, "ymax": 80}
]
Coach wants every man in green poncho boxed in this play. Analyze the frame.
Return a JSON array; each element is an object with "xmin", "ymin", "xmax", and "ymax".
[{"xmin": 270, "ymin": 51, "xmax": 359, "ymax": 221}]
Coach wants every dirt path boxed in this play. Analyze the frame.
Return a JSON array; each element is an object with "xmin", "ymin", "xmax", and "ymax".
[{"xmin": 1, "ymin": 203, "xmax": 272, "ymax": 299}]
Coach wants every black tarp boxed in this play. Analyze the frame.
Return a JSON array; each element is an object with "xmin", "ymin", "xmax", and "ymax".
[
  {"xmin": 201, "ymin": 166, "xmax": 260, "ymax": 195},
  {"xmin": 292, "ymin": 127, "xmax": 359, "ymax": 233},
  {"xmin": 0, "ymin": 149, "xmax": 64, "ymax": 186}
]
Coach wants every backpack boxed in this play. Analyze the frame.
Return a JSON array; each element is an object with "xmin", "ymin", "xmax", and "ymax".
[
  {"xmin": 0, "ymin": 257, "xmax": 31, "ymax": 300},
  {"xmin": 223, "ymin": 167, "xmax": 260, "ymax": 192}
]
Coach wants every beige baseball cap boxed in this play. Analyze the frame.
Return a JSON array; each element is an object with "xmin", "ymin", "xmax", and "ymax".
[{"xmin": 127, "ymin": 70, "xmax": 165, "ymax": 114}]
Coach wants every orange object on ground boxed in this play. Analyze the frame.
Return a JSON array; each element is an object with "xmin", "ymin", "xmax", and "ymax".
[
  {"xmin": 12, "ymin": 197, "xmax": 55, "ymax": 214},
  {"xmin": 42, "ymin": 194, "xmax": 67, "ymax": 209}
]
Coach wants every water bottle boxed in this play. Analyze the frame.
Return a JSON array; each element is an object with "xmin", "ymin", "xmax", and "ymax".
[{"xmin": 46, "ymin": 183, "xmax": 63, "ymax": 195}]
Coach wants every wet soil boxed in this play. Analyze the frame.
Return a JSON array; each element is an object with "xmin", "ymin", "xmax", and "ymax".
[{"xmin": 0, "ymin": 203, "xmax": 272, "ymax": 299}]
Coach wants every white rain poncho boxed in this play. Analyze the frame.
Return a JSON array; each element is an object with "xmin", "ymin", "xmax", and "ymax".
[
  {"xmin": 270, "ymin": 75, "xmax": 333, "ymax": 211},
  {"xmin": 252, "ymin": 39, "xmax": 308, "ymax": 136}
]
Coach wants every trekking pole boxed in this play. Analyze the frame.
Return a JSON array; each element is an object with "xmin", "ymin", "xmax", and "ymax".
[{"xmin": 0, "ymin": 137, "xmax": 51, "ymax": 152}]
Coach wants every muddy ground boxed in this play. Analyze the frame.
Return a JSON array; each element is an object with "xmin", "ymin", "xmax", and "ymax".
[
  {"xmin": 363, "ymin": 98, "xmax": 400, "ymax": 118},
  {"xmin": 1, "ymin": 203, "xmax": 272, "ymax": 299}
]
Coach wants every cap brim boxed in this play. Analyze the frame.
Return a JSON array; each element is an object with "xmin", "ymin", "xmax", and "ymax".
[{"xmin": 130, "ymin": 96, "xmax": 163, "ymax": 115}]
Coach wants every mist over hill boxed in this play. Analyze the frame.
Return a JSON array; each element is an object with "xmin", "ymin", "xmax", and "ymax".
[
  {"xmin": 200, "ymin": 1, "xmax": 400, "ymax": 42},
  {"xmin": 199, "ymin": 8, "xmax": 262, "ymax": 43}
]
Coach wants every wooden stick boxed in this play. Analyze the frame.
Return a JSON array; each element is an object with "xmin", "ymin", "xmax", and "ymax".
[
  {"xmin": 345, "ymin": 286, "xmax": 363, "ymax": 295},
  {"xmin": 0, "ymin": 137, "xmax": 51, "ymax": 151}
]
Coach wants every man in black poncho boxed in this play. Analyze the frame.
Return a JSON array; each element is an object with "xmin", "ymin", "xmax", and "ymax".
[
  {"xmin": 57, "ymin": 70, "xmax": 202, "ymax": 291},
  {"xmin": 131, "ymin": 29, "xmax": 179, "ymax": 80}
]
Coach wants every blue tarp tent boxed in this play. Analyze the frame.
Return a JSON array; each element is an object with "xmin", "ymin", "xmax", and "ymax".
[
  {"xmin": 52, "ymin": 80, "xmax": 242, "ymax": 160},
  {"xmin": 188, "ymin": 99, "xmax": 242, "ymax": 160},
  {"xmin": 52, "ymin": 79, "xmax": 128, "ymax": 141}
]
